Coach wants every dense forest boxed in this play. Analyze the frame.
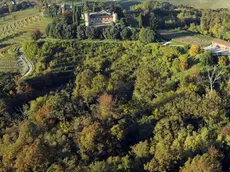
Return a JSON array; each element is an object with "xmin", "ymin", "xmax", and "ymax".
[
  {"xmin": 1, "ymin": 0, "xmax": 230, "ymax": 171},
  {"xmin": 0, "ymin": 39, "xmax": 229, "ymax": 171}
]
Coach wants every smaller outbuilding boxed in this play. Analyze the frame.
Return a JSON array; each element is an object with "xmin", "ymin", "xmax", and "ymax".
[
  {"xmin": 204, "ymin": 39, "xmax": 230, "ymax": 56},
  {"xmin": 212, "ymin": 39, "xmax": 230, "ymax": 52}
]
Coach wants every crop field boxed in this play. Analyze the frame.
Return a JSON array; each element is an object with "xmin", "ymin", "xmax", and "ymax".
[{"xmin": 158, "ymin": 29, "xmax": 213, "ymax": 47}]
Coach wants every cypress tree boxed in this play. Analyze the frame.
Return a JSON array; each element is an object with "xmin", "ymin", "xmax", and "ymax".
[
  {"xmin": 92, "ymin": 2, "xmax": 96, "ymax": 12},
  {"xmin": 138, "ymin": 14, "xmax": 143, "ymax": 28},
  {"xmin": 72, "ymin": 5, "xmax": 76, "ymax": 23},
  {"xmin": 75, "ymin": 6, "xmax": 79, "ymax": 25},
  {"xmin": 83, "ymin": 0, "xmax": 89, "ymax": 12},
  {"xmin": 77, "ymin": 6, "xmax": 81, "ymax": 25}
]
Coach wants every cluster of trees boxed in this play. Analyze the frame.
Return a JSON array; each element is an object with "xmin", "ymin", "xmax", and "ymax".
[
  {"xmin": 2, "ymin": 39, "xmax": 224, "ymax": 171},
  {"xmin": 43, "ymin": 3, "xmax": 60, "ymax": 18},
  {"xmin": 46, "ymin": 22, "xmax": 155, "ymax": 42},
  {"xmin": 0, "ymin": 1, "xmax": 34, "ymax": 15},
  {"xmin": 129, "ymin": 0, "xmax": 230, "ymax": 41},
  {"xmin": 132, "ymin": 0, "xmax": 230, "ymax": 40},
  {"xmin": 43, "ymin": 1, "xmax": 123, "ymax": 19},
  {"xmin": 0, "ymin": 3, "xmax": 8, "ymax": 15},
  {"xmin": 43, "ymin": 0, "xmax": 203, "ymax": 42},
  {"xmin": 46, "ymin": 15, "xmax": 157, "ymax": 43},
  {"xmin": 189, "ymin": 10, "xmax": 230, "ymax": 40},
  {"xmin": 2, "ymin": 0, "xmax": 230, "ymax": 171},
  {"xmin": 44, "ymin": 1, "xmax": 158, "ymax": 43},
  {"xmin": 44, "ymin": 4, "xmax": 82, "ymax": 23},
  {"xmin": 129, "ymin": 0, "xmax": 200, "ymax": 29}
]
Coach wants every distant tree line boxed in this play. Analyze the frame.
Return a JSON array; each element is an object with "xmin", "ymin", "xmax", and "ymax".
[
  {"xmin": 189, "ymin": 10, "xmax": 230, "ymax": 40},
  {"xmin": 46, "ymin": 21, "xmax": 156, "ymax": 44},
  {"xmin": 130, "ymin": 0, "xmax": 230, "ymax": 40},
  {"xmin": 45, "ymin": 23, "xmax": 157, "ymax": 44},
  {"xmin": 130, "ymin": 0, "xmax": 201, "ymax": 30},
  {"xmin": 0, "ymin": 1, "xmax": 34, "ymax": 15},
  {"xmin": 44, "ymin": 2, "xmax": 123, "ymax": 18}
]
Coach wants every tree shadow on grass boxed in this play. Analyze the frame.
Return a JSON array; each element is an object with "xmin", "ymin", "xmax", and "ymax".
[
  {"xmin": 0, "ymin": 31, "xmax": 26, "ymax": 43},
  {"xmin": 158, "ymin": 30, "xmax": 199, "ymax": 41},
  {"xmin": 0, "ymin": 43, "xmax": 12, "ymax": 49},
  {"xmin": 118, "ymin": 1, "xmax": 141, "ymax": 10}
]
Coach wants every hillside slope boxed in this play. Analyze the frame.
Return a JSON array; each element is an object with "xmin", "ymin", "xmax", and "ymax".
[
  {"xmin": 157, "ymin": 0, "xmax": 230, "ymax": 9},
  {"xmin": 129, "ymin": 0, "xmax": 230, "ymax": 9}
]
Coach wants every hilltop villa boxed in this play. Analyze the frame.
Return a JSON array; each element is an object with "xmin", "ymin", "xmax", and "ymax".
[
  {"xmin": 84, "ymin": 10, "xmax": 118, "ymax": 26},
  {"xmin": 204, "ymin": 39, "xmax": 230, "ymax": 56}
]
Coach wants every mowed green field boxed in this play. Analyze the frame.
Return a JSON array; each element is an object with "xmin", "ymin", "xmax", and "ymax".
[{"xmin": 158, "ymin": 29, "xmax": 213, "ymax": 47}]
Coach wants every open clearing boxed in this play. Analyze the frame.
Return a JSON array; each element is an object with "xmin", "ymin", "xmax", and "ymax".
[{"xmin": 158, "ymin": 29, "xmax": 213, "ymax": 47}]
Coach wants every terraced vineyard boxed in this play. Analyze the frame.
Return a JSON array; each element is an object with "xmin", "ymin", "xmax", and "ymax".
[
  {"xmin": 0, "ymin": 13, "xmax": 52, "ymax": 44},
  {"xmin": 4, "ymin": 17, "xmax": 52, "ymax": 44},
  {"xmin": 0, "ymin": 8, "xmax": 51, "ymax": 74},
  {"xmin": 0, "ymin": 8, "xmax": 38, "ymax": 25},
  {"xmin": 0, "ymin": 8, "xmax": 52, "ymax": 44},
  {"xmin": 0, "ymin": 13, "xmax": 42, "ymax": 36},
  {"xmin": 0, "ymin": 44, "xmax": 31, "ymax": 74},
  {"xmin": 0, "ymin": 45, "xmax": 19, "ymax": 73}
]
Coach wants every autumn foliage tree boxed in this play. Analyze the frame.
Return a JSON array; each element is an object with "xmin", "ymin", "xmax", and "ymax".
[
  {"xmin": 98, "ymin": 94, "xmax": 113, "ymax": 120},
  {"xmin": 181, "ymin": 153, "xmax": 222, "ymax": 172},
  {"xmin": 189, "ymin": 44, "xmax": 201, "ymax": 56},
  {"xmin": 31, "ymin": 29, "xmax": 43, "ymax": 40}
]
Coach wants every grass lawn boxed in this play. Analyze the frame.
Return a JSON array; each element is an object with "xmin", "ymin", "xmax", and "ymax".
[{"xmin": 158, "ymin": 29, "xmax": 213, "ymax": 47}]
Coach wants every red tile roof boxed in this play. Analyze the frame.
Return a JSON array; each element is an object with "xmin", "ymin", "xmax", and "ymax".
[
  {"xmin": 101, "ymin": 15, "xmax": 113, "ymax": 18},
  {"xmin": 212, "ymin": 39, "xmax": 230, "ymax": 47}
]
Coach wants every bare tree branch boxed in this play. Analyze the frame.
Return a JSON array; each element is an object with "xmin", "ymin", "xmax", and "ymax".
[{"xmin": 207, "ymin": 66, "xmax": 223, "ymax": 91}]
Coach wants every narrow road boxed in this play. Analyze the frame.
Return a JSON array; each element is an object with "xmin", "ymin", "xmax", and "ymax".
[{"xmin": 18, "ymin": 48, "xmax": 33, "ymax": 76}]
